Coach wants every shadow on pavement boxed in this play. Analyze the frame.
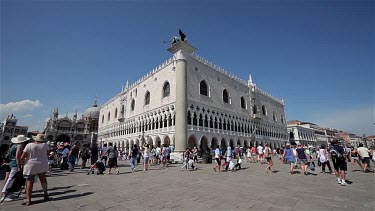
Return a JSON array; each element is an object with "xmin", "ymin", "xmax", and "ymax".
[
  {"xmin": 33, "ymin": 189, "xmax": 77, "ymax": 198},
  {"xmin": 31, "ymin": 192, "xmax": 94, "ymax": 205},
  {"xmin": 33, "ymin": 186, "xmax": 74, "ymax": 193}
]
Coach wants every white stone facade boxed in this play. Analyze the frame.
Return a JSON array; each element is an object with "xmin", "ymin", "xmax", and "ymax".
[{"xmin": 98, "ymin": 40, "xmax": 288, "ymax": 152}]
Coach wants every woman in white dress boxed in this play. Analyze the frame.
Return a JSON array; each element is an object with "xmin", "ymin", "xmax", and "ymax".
[{"xmin": 20, "ymin": 134, "xmax": 49, "ymax": 206}]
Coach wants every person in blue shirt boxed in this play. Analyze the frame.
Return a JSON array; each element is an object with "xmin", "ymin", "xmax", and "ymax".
[
  {"xmin": 282, "ymin": 143, "xmax": 296, "ymax": 174},
  {"xmin": 296, "ymin": 144, "xmax": 311, "ymax": 175},
  {"xmin": 213, "ymin": 147, "xmax": 221, "ymax": 172}
]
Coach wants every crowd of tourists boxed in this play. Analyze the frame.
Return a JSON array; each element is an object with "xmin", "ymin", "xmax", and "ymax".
[
  {"xmin": 0, "ymin": 134, "xmax": 374, "ymax": 206},
  {"xmin": 207, "ymin": 140, "xmax": 374, "ymax": 187}
]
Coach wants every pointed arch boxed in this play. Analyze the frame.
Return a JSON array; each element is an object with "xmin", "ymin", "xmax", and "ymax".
[
  {"xmin": 223, "ymin": 89, "xmax": 229, "ymax": 103},
  {"xmin": 144, "ymin": 91, "xmax": 150, "ymax": 105},
  {"xmin": 241, "ymin": 96, "xmax": 246, "ymax": 109},
  {"xmin": 188, "ymin": 135, "xmax": 197, "ymax": 149},
  {"xmin": 163, "ymin": 81, "xmax": 170, "ymax": 97},
  {"xmin": 200, "ymin": 80, "xmax": 208, "ymax": 96}
]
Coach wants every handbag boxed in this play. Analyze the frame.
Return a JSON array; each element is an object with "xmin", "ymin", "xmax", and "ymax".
[{"xmin": 309, "ymin": 161, "xmax": 316, "ymax": 171}]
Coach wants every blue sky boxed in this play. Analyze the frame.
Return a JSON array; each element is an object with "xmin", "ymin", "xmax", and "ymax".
[{"xmin": 1, "ymin": 0, "xmax": 373, "ymax": 136}]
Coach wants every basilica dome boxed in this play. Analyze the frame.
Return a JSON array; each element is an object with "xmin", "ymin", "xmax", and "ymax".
[{"xmin": 83, "ymin": 103, "xmax": 100, "ymax": 119}]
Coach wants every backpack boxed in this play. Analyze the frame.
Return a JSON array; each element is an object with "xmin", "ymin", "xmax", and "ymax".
[
  {"xmin": 81, "ymin": 148, "xmax": 90, "ymax": 159},
  {"xmin": 329, "ymin": 147, "xmax": 342, "ymax": 159}
]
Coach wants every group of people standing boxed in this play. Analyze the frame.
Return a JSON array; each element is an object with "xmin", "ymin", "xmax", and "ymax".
[{"xmin": 0, "ymin": 134, "xmax": 50, "ymax": 206}]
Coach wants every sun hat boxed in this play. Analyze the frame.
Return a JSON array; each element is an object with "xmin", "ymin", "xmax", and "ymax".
[
  {"xmin": 11, "ymin": 135, "xmax": 30, "ymax": 144},
  {"xmin": 286, "ymin": 143, "xmax": 290, "ymax": 146},
  {"xmin": 32, "ymin": 134, "xmax": 47, "ymax": 142}
]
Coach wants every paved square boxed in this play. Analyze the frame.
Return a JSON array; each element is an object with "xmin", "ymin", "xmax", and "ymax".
[{"xmin": 1, "ymin": 158, "xmax": 374, "ymax": 210}]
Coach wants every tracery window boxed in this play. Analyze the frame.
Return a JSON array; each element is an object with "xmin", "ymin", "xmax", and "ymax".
[
  {"xmin": 262, "ymin": 105, "xmax": 267, "ymax": 116},
  {"xmin": 145, "ymin": 91, "xmax": 150, "ymax": 105},
  {"xmin": 163, "ymin": 82, "xmax": 170, "ymax": 97},
  {"xmin": 223, "ymin": 89, "xmax": 229, "ymax": 103},
  {"xmin": 241, "ymin": 97, "xmax": 246, "ymax": 109},
  {"xmin": 200, "ymin": 80, "xmax": 208, "ymax": 96},
  {"xmin": 131, "ymin": 99, "xmax": 135, "ymax": 111}
]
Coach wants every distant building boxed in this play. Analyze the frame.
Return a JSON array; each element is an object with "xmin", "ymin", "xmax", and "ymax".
[
  {"xmin": 365, "ymin": 135, "xmax": 375, "ymax": 147},
  {"xmin": 287, "ymin": 120, "xmax": 338, "ymax": 147},
  {"xmin": 337, "ymin": 132, "xmax": 363, "ymax": 147},
  {"xmin": 27, "ymin": 131, "xmax": 41, "ymax": 138},
  {"xmin": 0, "ymin": 114, "xmax": 28, "ymax": 144},
  {"xmin": 43, "ymin": 101, "xmax": 99, "ymax": 147},
  {"xmin": 98, "ymin": 39, "xmax": 288, "ymax": 154}
]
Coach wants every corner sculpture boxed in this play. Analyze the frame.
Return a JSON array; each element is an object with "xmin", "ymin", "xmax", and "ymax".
[{"xmin": 163, "ymin": 29, "xmax": 187, "ymax": 45}]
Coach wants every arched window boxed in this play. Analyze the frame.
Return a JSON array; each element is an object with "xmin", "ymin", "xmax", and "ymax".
[
  {"xmin": 241, "ymin": 97, "xmax": 246, "ymax": 109},
  {"xmin": 144, "ymin": 91, "xmax": 150, "ymax": 105},
  {"xmin": 101, "ymin": 115, "xmax": 104, "ymax": 123},
  {"xmin": 281, "ymin": 115, "xmax": 285, "ymax": 124},
  {"xmin": 253, "ymin": 105, "xmax": 257, "ymax": 114},
  {"xmin": 120, "ymin": 105, "xmax": 124, "ymax": 114},
  {"xmin": 107, "ymin": 112, "xmax": 111, "ymax": 121},
  {"xmin": 131, "ymin": 99, "xmax": 135, "ymax": 111},
  {"xmin": 200, "ymin": 80, "xmax": 208, "ymax": 96},
  {"xmin": 273, "ymin": 111, "xmax": 276, "ymax": 121},
  {"xmin": 223, "ymin": 89, "xmax": 229, "ymax": 103},
  {"xmin": 163, "ymin": 82, "xmax": 170, "ymax": 97},
  {"xmin": 262, "ymin": 105, "xmax": 267, "ymax": 116},
  {"xmin": 115, "ymin": 108, "xmax": 118, "ymax": 118}
]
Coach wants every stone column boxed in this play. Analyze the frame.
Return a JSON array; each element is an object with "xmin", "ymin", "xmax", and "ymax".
[{"xmin": 168, "ymin": 41, "xmax": 196, "ymax": 152}]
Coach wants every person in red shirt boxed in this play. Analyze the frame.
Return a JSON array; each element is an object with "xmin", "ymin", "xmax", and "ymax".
[{"xmin": 250, "ymin": 147, "xmax": 257, "ymax": 163}]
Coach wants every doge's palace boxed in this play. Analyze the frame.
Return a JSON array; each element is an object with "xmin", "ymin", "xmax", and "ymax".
[{"xmin": 98, "ymin": 37, "xmax": 288, "ymax": 156}]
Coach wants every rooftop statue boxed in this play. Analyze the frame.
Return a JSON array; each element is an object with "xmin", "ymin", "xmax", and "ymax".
[{"xmin": 163, "ymin": 29, "xmax": 187, "ymax": 45}]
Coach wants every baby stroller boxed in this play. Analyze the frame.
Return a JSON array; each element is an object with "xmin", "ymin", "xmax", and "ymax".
[
  {"xmin": 1, "ymin": 170, "xmax": 26, "ymax": 203},
  {"xmin": 87, "ymin": 160, "xmax": 105, "ymax": 175}
]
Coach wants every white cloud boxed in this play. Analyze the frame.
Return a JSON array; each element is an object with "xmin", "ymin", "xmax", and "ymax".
[
  {"xmin": 0, "ymin": 99, "xmax": 42, "ymax": 115},
  {"xmin": 312, "ymin": 106, "xmax": 374, "ymax": 136},
  {"xmin": 22, "ymin": 114, "xmax": 33, "ymax": 118}
]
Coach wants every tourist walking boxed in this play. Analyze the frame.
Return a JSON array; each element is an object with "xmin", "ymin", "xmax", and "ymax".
[
  {"xmin": 282, "ymin": 143, "xmax": 296, "ymax": 174},
  {"xmin": 257, "ymin": 144, "xmax": 264, "ymax": 164},
  {"xmin": 80, "ymin": 144, "xmax": 90, "ymax": 169},
  {"xmin": 357, "ymin": 143, "xmax": 371, "ymax": 172},
  {"xmin": 60, "ymin": 143, "xmax": 70, "ymax": 170},
  {"xmin": 129, "ymin": 144, "xmax": 138, "ymax": 172},
  {"xmin": 100, "ymin": 143, "xmax": 108, "ymax": 167},
  {"xmin": 350, "ymin": 146, "xmax": 363, "ymax": 172},
  {"xmin": 181, "ymin": 148, "xmax": 191, "ymax": 171},
  {"xmin": 90, "ymin": 143, "xmax": 99, "ymax": 165},
  {"xmin": 1, "ymin": 135, "xmax": 29, "ymax": 202},
  {"xmin": 143, "ymin": 144, "xmax": 150, "ymax": 171},
  {"xmin": 330, "ymin": 139, "xmax": 348, "ymax": 186},
  {"xmin": 213, "ymin": 147, "xmax": 221, "ymax": 172},
  {"xmin": 104, "ymin": 143, "xmax": 119, "ymax": 175},
  {"xmin": 150, "ymin": 146, "xmax": 156, "ymax": 165},
  {"xmin": 68, "ymin": 141, "xmax": 80, "ymax": 172},
  {"xmin": 296, "ymin": 144, "xmax": 310, "ymax": 175},
  {"xmin": 224, "ymin": 146, "xmax": 232, "ymax": 171},
  {"xmin": 246, "ymin": 147, "xmax": 252, "ymax": 162},
  {"xmin": 20, "ymin": 134, "xmax": 50, "ymax": 206},
  {"xmin": 155, "ymin": 146, "xmax": 161, "ymax": 165},
  {"xmin": 192, "ymin": 147, "xmax": 198, "ymax": 163},
  {"xmin": 264, "ymin": 143, "xmax": 273, "ymax": 173},
  {"xmin": 319, "ymin": 145, "xmax": 333, "ymax": 174}
]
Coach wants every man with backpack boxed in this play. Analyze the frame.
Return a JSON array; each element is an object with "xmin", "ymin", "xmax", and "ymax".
[
  {"xmin": 80, "ymin": 144, "xmax": 90, "ymax": 169},
  {"xmin": 329, "ymin": 139, "xmax": 348, "ymax": 186}
]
